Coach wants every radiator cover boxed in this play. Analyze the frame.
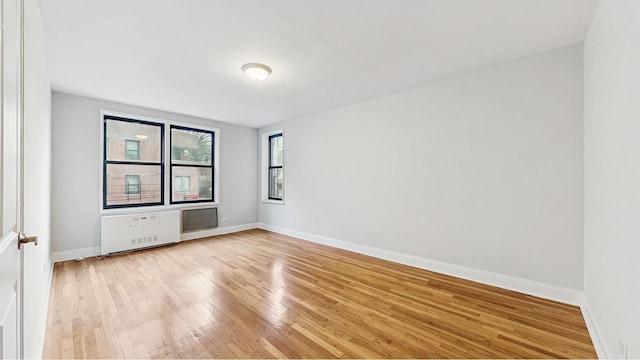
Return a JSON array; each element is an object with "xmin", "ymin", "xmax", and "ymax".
[
  {"xmin": 182, "ymin": 207, "xmax": 218, "ymax": 233},
  {"xmin": 100, "ymin": 211, "xmax": 180, "ymax": 254}
]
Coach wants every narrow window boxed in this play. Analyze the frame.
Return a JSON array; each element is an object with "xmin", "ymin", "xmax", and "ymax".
[
  {"xmin": 170, "ymin": 126, "xmax": 215, "ymax": 203},
  {"xmin": 103, "ymin": 116, "xmax": 164, "ymax": 208},
  {"xmin": 268, "ymin": 133, "xmax": 283, "ymax": 200},
  {"xmin": 125, "ymin": 140, "xmax": 140, "ymax": 160},
  {"xmin": 125, "ymin": 175, "xmax": 140, "ymax": 194}
]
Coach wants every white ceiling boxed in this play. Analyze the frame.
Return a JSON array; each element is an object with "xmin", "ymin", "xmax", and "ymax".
[{"xmin": 40, "ymin": 0, "xmax": 597, "ymax": 128}]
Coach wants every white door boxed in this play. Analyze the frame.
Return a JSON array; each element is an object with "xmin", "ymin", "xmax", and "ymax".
[{"xmin": 0, "ymin": 0, "xmax": 24, "ymax": 358}]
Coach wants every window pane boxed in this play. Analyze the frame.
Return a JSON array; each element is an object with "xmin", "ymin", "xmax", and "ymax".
[
  {"xmin": 106, "ymin": 120, "xmax": 161, "ymax": 162},
  {"xmin": 106, "ymin": 164, "xmax": 162, "ymax": 206},
  {"xmin": 172, "ymin": 166, "xmax": 212, "ymax": 202},
  {"xmin": 269, "ymin": 168, "xmax": 283, "ymax": 199},
  {"xmin": 171, "ymin": 128, "xmax": 212, "ymax": 166},
  {"xmin": 270, "ymin": 134, "xmax": 283, "ymax": 167}
]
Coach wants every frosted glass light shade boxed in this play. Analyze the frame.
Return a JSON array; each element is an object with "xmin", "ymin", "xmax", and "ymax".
[{"xmin": 242, "ymin": 63, "xmax": 272, "ymax": 81}]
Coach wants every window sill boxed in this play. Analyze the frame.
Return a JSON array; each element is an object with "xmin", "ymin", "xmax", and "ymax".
[
  {"xmin": 262, "ymin": 199, "xmax": 284, "ymax": 205},
  {"xmin": 101, "ymin": 202, "xmax": 220, "ymax": 216}
]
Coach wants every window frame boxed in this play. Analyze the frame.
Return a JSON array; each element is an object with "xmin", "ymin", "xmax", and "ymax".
[
  {"xmin": 268, "ymin": 133, "xmax": 283, "ymax": 201},
  {"xmin": 103, "ymin": 115, "xmax": 165, "ymax": 209},
  {"xmin": 170, "ymin": 125, "xmax": 216, "ymax": 205},
  {"xmin": 261, "ymin": 128, "xmax": 284, "ymax": 204},
  {"xmin": 100, "ymin": 111, "xmax": 221, "ymax": 214}
]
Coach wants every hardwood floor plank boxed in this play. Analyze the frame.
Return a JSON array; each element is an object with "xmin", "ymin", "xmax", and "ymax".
[{"xmin": 43, "ymin": 229, "xmax": 596, "ymax": 358}]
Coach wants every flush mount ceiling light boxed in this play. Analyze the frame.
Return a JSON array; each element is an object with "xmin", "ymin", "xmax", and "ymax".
[{"xmin": 242, "ymin": 63, "xmax": 272, "ymax": 81}]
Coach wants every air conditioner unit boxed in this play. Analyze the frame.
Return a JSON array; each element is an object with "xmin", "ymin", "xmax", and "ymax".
[{"xmin": 101, "ymin": 211, "xmax": 180, "ymax": 254}]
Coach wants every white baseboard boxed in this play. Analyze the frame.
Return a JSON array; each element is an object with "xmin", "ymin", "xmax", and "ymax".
[
  {"xmin": 31, "ymin": 258, "xmax": 53, "ymax": 360},
  {"xmin": 48, "ymin": 224, "xmax": 605, "ymax": 358},
  {"xmin": 581, "ymin": 296, "xmax": 611, "ymax": 359},
  {"xmin": 257, "ymin": 223, "xmax": 584, "ymax": 306},
  {"xmin": 52, "ymin": 246, "xmax": 101, "ymax": 263},
  {"xmin": 180, "ymin": 223, "xmax": 259, "ymax": 241},
  {"xmin": 52, "ymin": 224, "xmax": 259, "ymax": 263}
]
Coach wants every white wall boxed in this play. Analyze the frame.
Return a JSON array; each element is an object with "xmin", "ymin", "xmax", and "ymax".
[
  {"xmin": 584, "ymin": 0, "xmax": 640, "ymax": 358},
  {"xmin": 22, "ymin": 0, "xmax": 52, "ymax": 357},
  {"xmin": 259, "ymin": 44, "xmax": 584, "ymax": 291},
  {"xmin": 51, "ymin": 92, "xmax": 258, "ymax": 254}
]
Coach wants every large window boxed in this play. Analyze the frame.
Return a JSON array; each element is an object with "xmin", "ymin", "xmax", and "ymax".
[
  {"xmin": 268, "ymin": 133, "xmax": 283, "ymax": 200},
  {"xmin": 104, "ymin": 116, "xmax": 164, "ymax": 208},
  {"xmin": 170, "ymin": 126, "xmax": 215, "ymax": 203},
  {"xmin": 102, "ymin": 113, "xmax": 219, "ymax": 210}
]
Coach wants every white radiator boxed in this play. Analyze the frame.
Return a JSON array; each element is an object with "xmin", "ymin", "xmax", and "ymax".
[{"xmin": 100, "ymin": 211, "xmax": 180, "ymax": 254}]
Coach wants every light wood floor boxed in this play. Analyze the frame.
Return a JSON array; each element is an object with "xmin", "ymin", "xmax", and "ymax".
[{"xmin": 43, "ymin": 229, "xmax": 596, "ymax": 358}]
